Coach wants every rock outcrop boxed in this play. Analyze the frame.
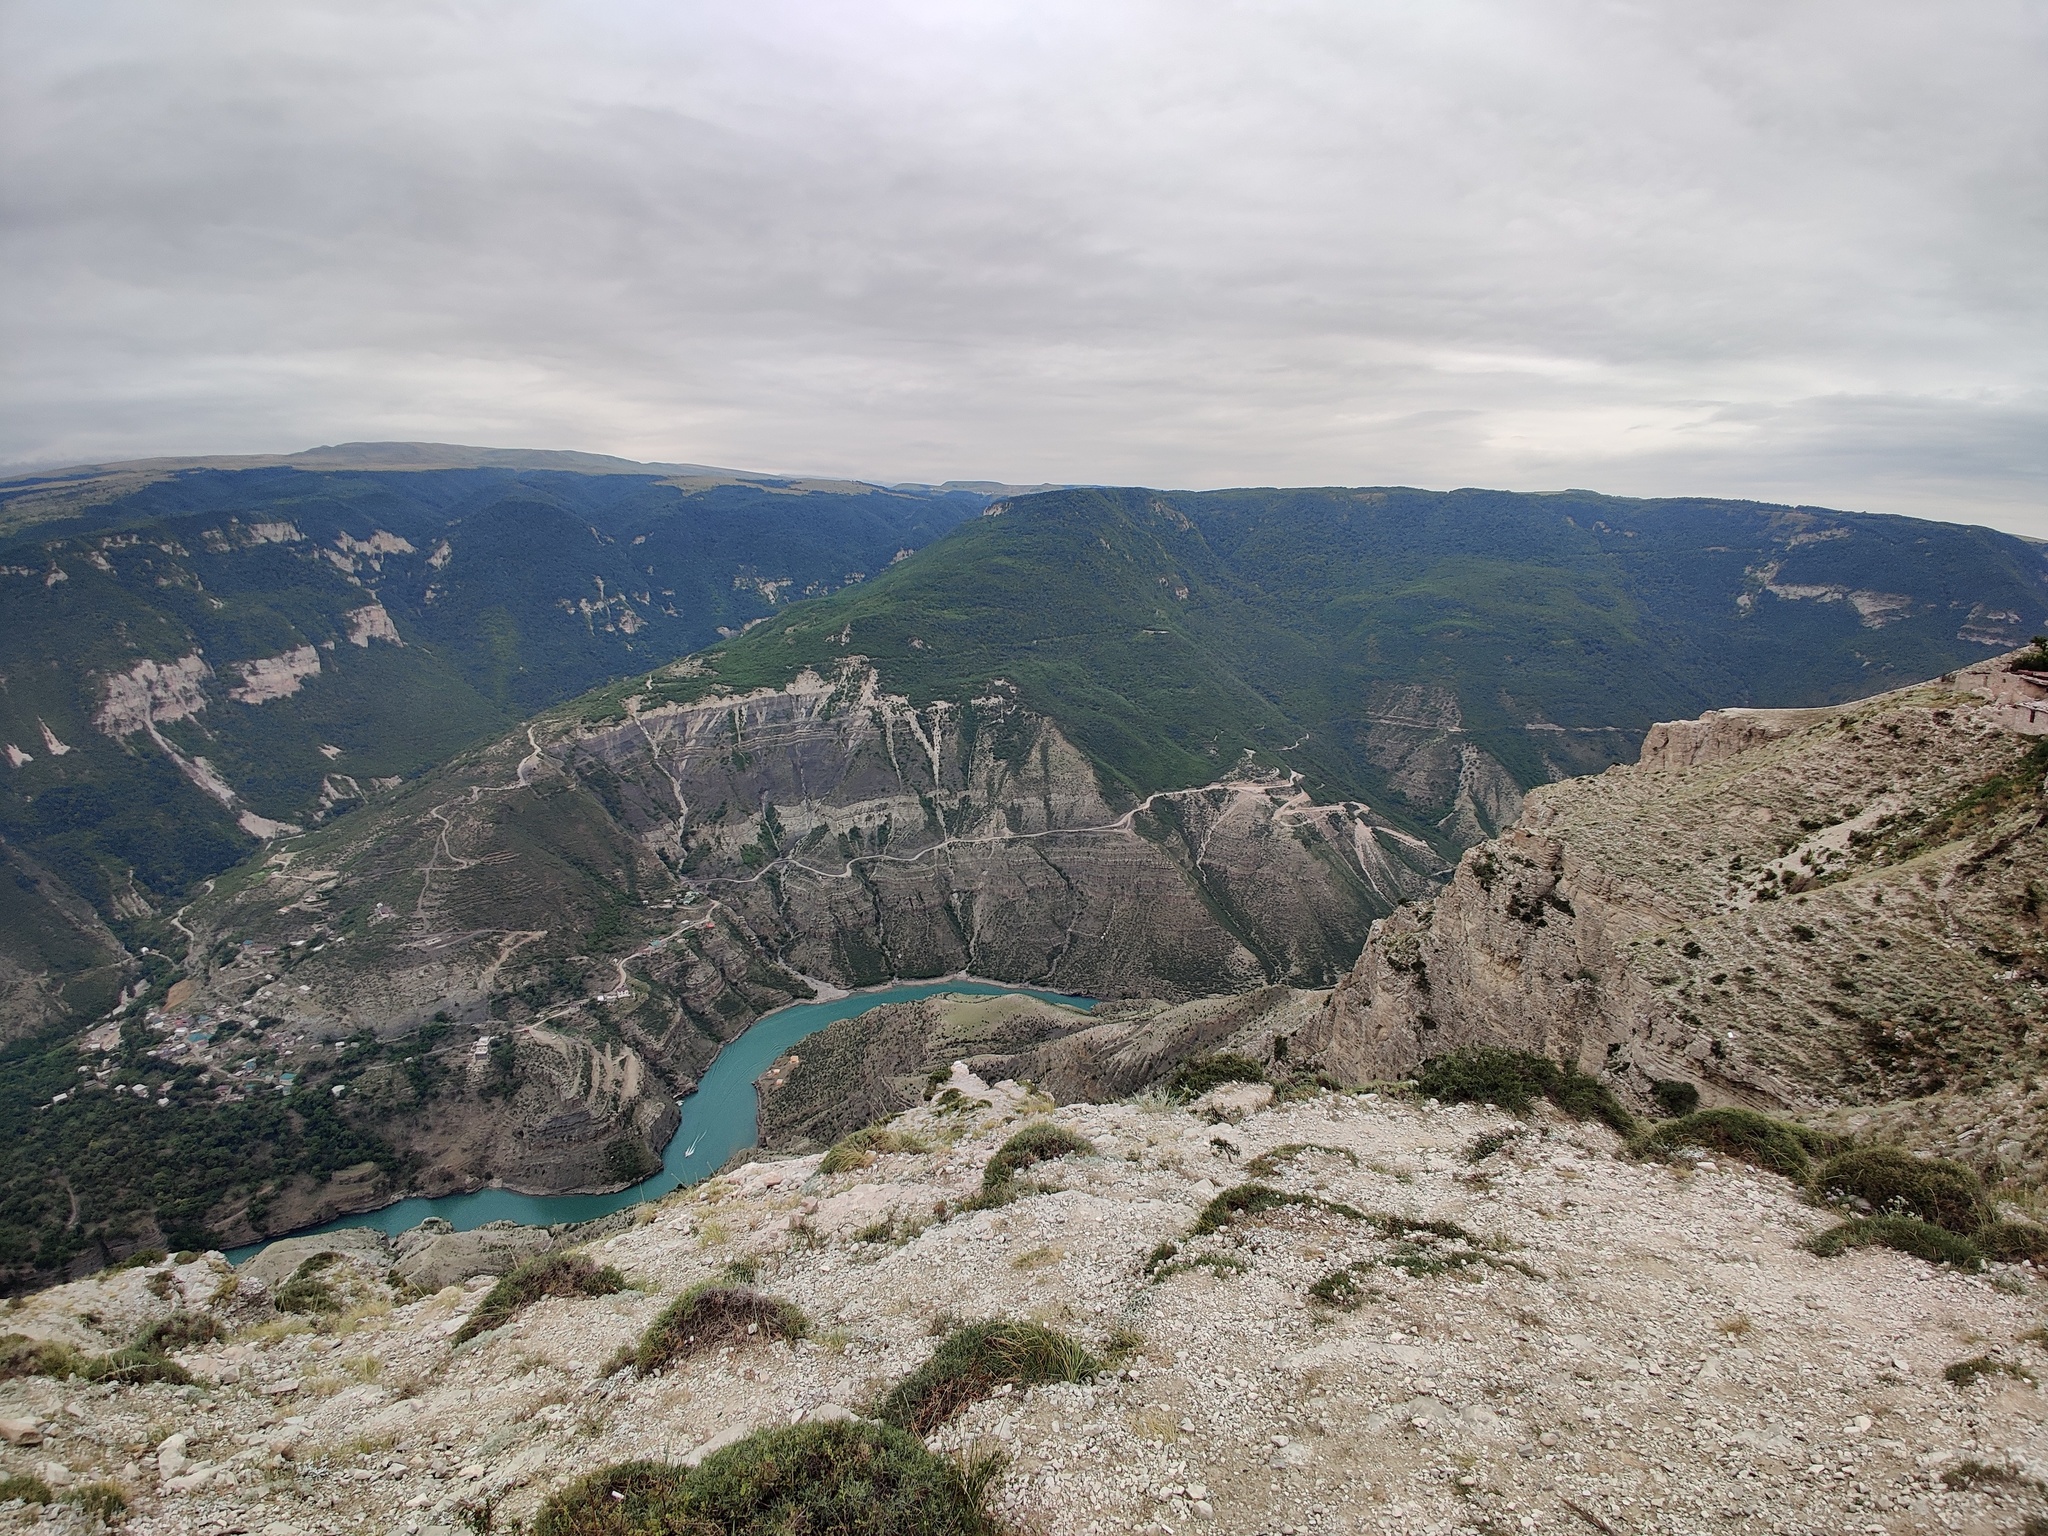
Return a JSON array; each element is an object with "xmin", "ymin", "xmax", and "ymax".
[{"xmin": 1302, "ymin": 653, "xmax": 2048, "ymax": 1181}]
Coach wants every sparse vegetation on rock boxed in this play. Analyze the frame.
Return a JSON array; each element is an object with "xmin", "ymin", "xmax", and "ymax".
[
  {"xmin": 980, "ymin": 1123, "xmax": 1092, "ymax": 1192},
  {"xmin": 634, "ymin": 1284, "xmax": 810, "ymax": 1376},
  {"xmin": 1634, "ymin": 1108, "xmax": 1832, "ymax": 1179},
  {"xmin": 1413, "ymin": 1047, "xmax": 1634, "ymax": 1133},
  {"xmin": 874, "ymin": 1321, "xmax": 1099, "ymax": 1434},
  {"xmin": 533, "ymin": 1422, "xmax": 1006, "ymax": 1536},
  {"xmin": 455, "ymin": 1252, "xmax": 626, "ymax": 1345}
]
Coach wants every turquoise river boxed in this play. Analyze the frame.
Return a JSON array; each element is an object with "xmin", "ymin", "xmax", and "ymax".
[{"xmin": 230, "ymin": 979, "xmax": 1093, "ymax": 1260}]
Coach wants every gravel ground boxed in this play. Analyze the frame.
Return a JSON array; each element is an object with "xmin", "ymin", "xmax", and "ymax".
[{"xmin": 4, "ymin": 1072, "xmax": 2043, "ymax": 1536}]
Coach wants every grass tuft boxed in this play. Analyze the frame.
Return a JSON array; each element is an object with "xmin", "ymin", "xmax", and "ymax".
[
  {"xmin": 1812, "ymin": 1148, "xmax": 1990, "ymax": 1234},
  {"xmin": 874, "ymin": 1321, "xmax": 1099, "ymax": 1434},
  {"xmin": 0, "ymin": 1475, "xmax": 53, "ymax": 1505},
  {"xmin": 1978, "ymin": 1221, "xmax": 2048, "ymax": 1263},
  {"xmin": 533, "ymin": 1421, "xmax": 1004, "ymax": 1536},
  {"xmin": 635, "ymin": 1284, "xmax": 809, "ymax": 1376},
  {"xmin": 1633, "ymin": 1108, "xmax": 1832, "ymax": 1179},
  {"xmin": 456, "ymin": 1252, "xmax": 626, "ymax": 1345},
  {"xmin": 1165, "ymin": 1054, "xmax": 1268, "ymax": 1101},
  {"xmin": 1413, "ymin": 1047, "xmax": 1634, "ymax": 1133},
  {"xmin": 982, "ymin": 1124, "xmax": 1092, "ymax": 1192},
  {"xmin": 819, "ymin": 1127, "xmax": 927, "ymax": 1176},
  {"xmin": 1804, "ymin": 1216, "xmax": 1984, "ymax": 1270}
]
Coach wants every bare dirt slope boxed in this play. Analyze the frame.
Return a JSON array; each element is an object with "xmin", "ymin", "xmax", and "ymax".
[{"xmin": 4, "ymin": 1078, "xmax": 2043, "ymax": 1536}]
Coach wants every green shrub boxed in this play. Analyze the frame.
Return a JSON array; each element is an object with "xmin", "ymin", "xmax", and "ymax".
[
  {"xmin": 273, "ymin": 1275, "xmax": 339, "ymax": 1314},
  {"xmin": 1805, "ymin": 1217, "xmax": 1984, "ymax": 1270},
  {"xmin": 819, "ymin": 1127, "xmax": 926, "ymax": 1176},
  {"xmin": 982, "ymin": 1124, "xmax": 1092, "ymax": 1191},
  {"xmin": 108, "ymin": 1248, "xmax": 167, "ymax": 1271},
  {"xmin": 1188, "ymin": 1184, "xmax": 1365, "ymax": 1237},
  {"xmin": 1634, "ymin": 1108, "xmax": 1828, "ymax": 1179},
  {"xmin": 1165, "ymin": 1054, "xmax": 1267, "ymax": 1100},
  {"xmin": 78, "ymin": 1345, "xmax": 192, "ymax": 1387},
  {"xmin": 1464, "ymin": 1128, "xmax": 1526, "ymax": 1163},
  {"xmin": 66, "ymin": 1482, "xmax": 129, "ymax": 1524},
  {"xmin": 1813, "ymin": 1148, "xmax": 1990, "ymax": 1233},
  {"xmin": 136, "ymin": 1312, "xmax": 222, "ymax": 1353},
  {"xmin": 0, "ymin": 1334, "xmax": 84, "ymax": 1381},
  {"xmin": 1242, "ymin": 1143, "xmax": 1359, "ymax": 1178},
  {"xmin": 635, "ymin": 1285, "xmax": 809, "ymax": 1376},
  {"xmin": 1413, "ymin": 1048, "xmax": 1634, "ymax": 1133},
  {"xmin": 1651, "ymin": 1080, "xmax": 1701, "ymax": 1117},
  {"xmin": 1944, "ymin": 1355, "xmax": 2034, "ymax": 1389},
  {"xmin": 1978, "ymin": 1221, "xmax": 2048, "ymax": 1263},
  {"xmin": 534, "ymin": 1421, "xmax": 1003, "ymax": 1536},
  {"xmin": 456, "ymin": 1252, "xmax": 626, "ymax": 1344},
  {"xmin": 0, "ymin": 1475, "xmax": 53, "ymax": 1504},
  {"xmin": 874, "ymin": 1321, "xmax": 1099, "ymax": 1434}
]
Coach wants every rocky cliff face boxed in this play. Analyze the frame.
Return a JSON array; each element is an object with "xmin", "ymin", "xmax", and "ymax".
[
  {"xmin": 1300, "ymin": 652, "xmax": 2048, "ymax": 1183},
  {"xmin": 163, "ymin": 662, "xmax": 1441, "ymax": 1219}
]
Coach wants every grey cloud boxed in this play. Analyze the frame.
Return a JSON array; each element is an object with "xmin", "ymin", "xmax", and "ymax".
[{"xmin": 2, "ymin": 0, "xmax": 2043, "ymax": 532}]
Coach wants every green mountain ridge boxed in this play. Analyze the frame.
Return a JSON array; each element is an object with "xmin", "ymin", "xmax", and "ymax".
[{"xmin": 679, "ymin": 485, "xmax": 2048, "ymax": 839}]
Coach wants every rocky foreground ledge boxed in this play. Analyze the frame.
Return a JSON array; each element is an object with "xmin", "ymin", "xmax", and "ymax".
[{"xmin": 3, "ymin": 1073, "xmax": 2044, "ymax": 1536}]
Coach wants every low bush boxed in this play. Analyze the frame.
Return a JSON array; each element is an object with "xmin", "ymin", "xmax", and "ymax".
[
  {"xmin": 1414, "ymin": 1048, "xmax": 1635, "ymax": 1133},
  {"xmin": 1, "ymin": 1326, "xmax": 192, "ymax": 1386},
  {"xmin": 635, "ymin": 1285, "xmax": 809, "ymax": 1376},
  {"xmin": 982, "ymin": 1123, "xmax": 1093, "ymax": 1192},
  {"xmin": 273, "ymin": 1251, "xmax": 346, "ymax": 1315},
  {"xmin": 136, "ymin": 1312, "xmax": 222, "ymax": 1353},
  {"xmin": 1242, "ymin": 1143, "xmax": 1359, "ymax": 1178},
  {"xmin": 534, "ymin": 1421, "xmax": 1004, "ymax": 1536},
  {"xmin": 819, "ymin": 1127, "xmax": 926, "ymax": 1176},
  {"xmin": 1463, "ymin": 1128, "xmax": 1527, "ymax": 1164},
  {"xmin": 1812, "ymin": 1148, "xmax": 1991, "ymax": 1234},
  {"xmin": 1978, "ymin": 1221, "xmax": 2048, "ymax": 1263},
  {"xmin": 456, "ymin": 1252, "xmax": 626, "ymax": 1344},
  {"xmin": 0, "ymin": 1475, "xmax": 52, "ymax": 1504},
  {"xmin": 875, "ymin": 1321, "xmax": 1098, "ymax": 1434},
  {"xmin": 1634, "ymin": 1108, "xmax": 1829, "ymax": 1179},
  {"xmin": 1945, "ymin": 1355, "xmax": 2034, "ymax": 1390},
  {"xmin": 0, "ymin": 1334, "xmax": 84, "ymax": 1381},
  {"xmin": 78, "ymin": 1345, "xmax": 193, "ymax": 1387},
  {"xmin": 1188, "ymin": 1183, "xmax": 1365, "ymax": 1237},
  {"xmin": 1650, "ymin": 1080, "xmax": 1701, "ymax": 1117},
  {"xmin": 1804, "ymin": 1216, "xmax": 1984, "ymax": 1270},
  {"xmin": 66, "ymin": 1483, "xmax": 128, "ymax": 1524},
  {"xmin": 1165, "ymin": 1054, "xmax": 1268, "ymax": 1101}
]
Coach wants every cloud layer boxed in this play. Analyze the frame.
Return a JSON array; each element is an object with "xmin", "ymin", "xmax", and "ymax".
[{"xmin": 4, "ymin": 1, "xmax": 2044, "ymax": 531}]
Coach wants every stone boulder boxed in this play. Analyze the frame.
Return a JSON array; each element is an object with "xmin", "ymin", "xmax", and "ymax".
[
  {"xmin": 390, "ymin": 1220, "xmax": 553, "ymax": 1290},
  {"xmin": 239, "ymin": 1226, "xmax": 393, "ymax": 1290}
]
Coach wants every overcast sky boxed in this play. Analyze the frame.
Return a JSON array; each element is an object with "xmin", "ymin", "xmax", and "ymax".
[{"xmin": 3, "ymin": 1, "xmax": 2044, "ymax": 533}]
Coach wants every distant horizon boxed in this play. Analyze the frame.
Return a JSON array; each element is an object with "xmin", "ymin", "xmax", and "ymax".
[{"xmin": 3, "ymin": 438, "xmax": 2040, "ymax": 544}]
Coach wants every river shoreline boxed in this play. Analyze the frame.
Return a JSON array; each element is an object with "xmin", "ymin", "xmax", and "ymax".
[{"xmin": 227, "ymin": 974, "xmax": 1093, "ymax": 1261}]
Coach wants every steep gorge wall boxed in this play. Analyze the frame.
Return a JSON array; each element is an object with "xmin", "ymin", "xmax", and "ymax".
[
  {"xmin": 1299, "ymin": 659, "xmax": 2048, "ymax": 1179},
  {"xmin": 174, "ymin": 664, "xmax": 1444, "ymax": 1212}
]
